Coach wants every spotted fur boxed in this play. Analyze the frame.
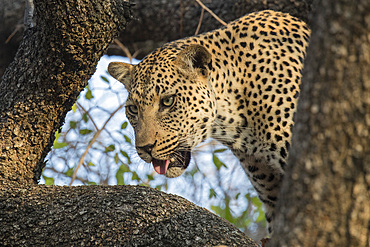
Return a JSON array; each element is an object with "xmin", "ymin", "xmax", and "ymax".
[{"xmin": 108, "ymin": 10, "xmax": 310, "ymax": 234}]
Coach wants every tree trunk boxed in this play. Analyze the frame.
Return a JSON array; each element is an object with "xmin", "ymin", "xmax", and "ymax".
[
  {"xmin": 0, "ymin": 0, "xmax": 313, "ymax": 77},
  {"xmin": 271, "ymin": 0, "xmax": 370, "ymax": 246},
  {"xmin": 0, "ymin": 0, "xmax": 132, "ymax": 184}
]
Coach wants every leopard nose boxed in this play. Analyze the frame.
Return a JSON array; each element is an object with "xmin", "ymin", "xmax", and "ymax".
[{"xmin": 136, "ymin": 142, "xmax": 156, "ymax": 155}]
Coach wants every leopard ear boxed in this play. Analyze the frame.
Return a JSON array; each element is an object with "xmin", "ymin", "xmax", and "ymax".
[
  {"xmin": 108, "ymin": 62, "xmax": 133, "ymax": 90},
  {"xmin": 175, "ymin": 44, "xmax": 211, "ymax": 75}
]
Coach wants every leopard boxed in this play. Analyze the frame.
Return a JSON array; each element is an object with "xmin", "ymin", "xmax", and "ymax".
[{"xmin": 108, "ymin": 10, "xmax": 310, "ymax": 235}]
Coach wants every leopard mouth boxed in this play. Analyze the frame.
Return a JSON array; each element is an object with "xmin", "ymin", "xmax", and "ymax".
[{"xmin": 151, "ymin": 151, "xmax": 191, "ymax": 176}]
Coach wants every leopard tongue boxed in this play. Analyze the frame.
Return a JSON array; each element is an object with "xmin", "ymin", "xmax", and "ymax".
[{"xmin": 152, "ymin": 159, "xmax": 170, "ymax": 175}]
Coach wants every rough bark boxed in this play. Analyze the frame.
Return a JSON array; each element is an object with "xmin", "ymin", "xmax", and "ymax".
[
  {"xmin": 1, "ymin": 0, "xmax": 313, "ymax": 77},
  {"xmin": 116, "ymin": 0, "xmax": 312, "ymax": 58},
  {"xmin": 271, "ymin": 0, "xmax": 370, "ymax": 246},
  {"xmin": 0, "ymin": 0, "xmax": 258, "ymax": 245},
  {"xmin": 0, "ymin": 183, "xmax": 257, "ymax": 246},
  {"xmin": 123, "ymin": 0, "xmax": 312, "ymax": 43},
  {"xmin": 0, "ymin": 0, "xmax": 132, "ymax": 184},
  {"xmin": 4, "ymin": 0, "xmax": 367, "ymax": 246}
]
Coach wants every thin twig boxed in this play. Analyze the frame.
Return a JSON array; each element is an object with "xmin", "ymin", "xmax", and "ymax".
[
  {"xmin": 76, "ymin": 102, "xmax": 99, "ymax": 131},
  {"xmin": 180, "ymin": 0, "xmax": 183, "ymax": 36},
  {"xmin": 69, "ymin": 103, "xmax": 125, "ymax": 185},
  {"xmin": 132, "ymin": 49, "xmax": 142, "ymax": 59},
  {"xmin": 195, "ymin": 8, "xmax": 205, "ymax": 35},
  {"xmin": 5, "ymin": 25, "xmax": 22, "ymax": 44},
  {"xmin": 114, "ymin": 39, "xmax": 133, "ymax": 63},
  {"xmin": 195, "ymin": 0, "xmax": 227, "ymax": 26}
]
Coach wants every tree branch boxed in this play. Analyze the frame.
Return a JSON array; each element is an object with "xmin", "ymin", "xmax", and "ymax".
[
  {"xmin": 1, "ymin": 0, "xmax": 313, "ymax": 75},
  {"xmin": 0, "ymin": 183, "xmax": 258, "ymax": 246}
]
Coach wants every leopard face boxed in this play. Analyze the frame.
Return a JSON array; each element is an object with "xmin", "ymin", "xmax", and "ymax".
[{"xmin": 109, "ymin": 45, "xmax": 217, "ymax": 177}]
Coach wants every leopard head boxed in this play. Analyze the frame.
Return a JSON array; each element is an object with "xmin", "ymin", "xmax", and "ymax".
[{"xmin": 108, "ymin": 44, "xmax": 216, "ymax": 178}]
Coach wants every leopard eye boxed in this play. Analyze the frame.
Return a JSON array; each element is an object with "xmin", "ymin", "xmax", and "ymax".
[
  {"xmin": 127, "ymin": 105, "xmax": 138, "ymax": 115},
  {"xmin": 161, "ymin": 96, "xmax": 175, "ymax": 107}
]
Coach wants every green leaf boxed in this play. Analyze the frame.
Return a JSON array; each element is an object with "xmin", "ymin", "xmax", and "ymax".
[
  {"xmin": 189, "ymin": 168, "xmax": 198, "ymax": 176},
  {"xmin": 104, "ymin": 144, "xmax": 115, "ymax": 153},
  {"xmin": 116, "ymin": 175, "xmax": 124, "ymax": 185},
  {"xmin": 42, "ymin": 175, "xmax": 54, "ymax": 185},
  {"xmin": 101, "ymin": 75, "xmax": 109, "ymax": 84},
  {"xmin": 87, "ymin": 181, "xmax": 97, "ymax": 185},
  {"xmin": 114, "ymin": 153, "xmax": 119, "ymax": 164},
  {"xmin": 70, "ymin": 121, "xmax": 77, "ymax": 129},
  {"xmin": 71, "ymin": 103, "xmax": 77, "ymax": 112},
  {"xmin": 210, "ymin": 205, "xmax": 222, "ymax": 215},
  {"xmin": 55, "ymin": 130, "xmax": 61, "ymax": 139},
  {"xmin": 116, "ymin": 164, "xmax": 128, "ymax": 185},
  {"xmin": 209, "ymin": 188, "xmax": 217, "ymax": 199},
  {"xmin": 64, "ymin": 167, "xmax": 74, "ymax": 177},
  {"xmin": 121, "ymin": 121, "xmax": 128, "ymax": 129},
  {"xmin": 124, "ymin": 135, "xmax": 131, "ymax": 144},
  {"xmin": 79, "ymin": 129, "xmax": 92, "ymax": 135},
  {"xmin": 88, "ymin": 162, "xmax": 95, "ymax": 167},
  {"xmin": 53, "ymin": 141, "xmax": 68, "ymax": 149},
  {"xmin": 212, "ymin": 154, "xmax": 226, "ymax": 170},
  {"xmin": 214, "ymin": 148, "xmax": 227, "ymax": 153},
  {"xmin": 85, "ymin": 89, "xmax": 94, "ymax": 100},
  {"xmin": 53, "ymin": 130, "xmax": 68, "ymax": 149},
  {"xmin": 155, "ymin": 185, "xmax": 162, "ymax": 191},
  {"xmin": 210, "ymin": 199, "xmax": 238, "ymax": 225},
  {"xmin": 147, "ymin": 174, "xmax": 154, "ymax": 181},
  {"xmin": 251, "ymin": 196, "xmax": 262, "ymax": 207},
  {"xmin": 120, "ymin": 150, "xmax": 131, "ymax": 164},
  {"xmin": 118, "ymin": 164, "xmax": 130, "ymax": 173},
  {"xmin": 132, "ymin": 171, "xmax": 140, "ymax": 181},
  {"xmin": 256, "ymin": 208, "xmax": 266, "ymax": 223},
  {"xmin": 223, "ymin": 203, "xmax": 233, "ymax": 223},
  {"xmin": 82, "ymin": 113, "xmax": 89, "ymax": 123}
]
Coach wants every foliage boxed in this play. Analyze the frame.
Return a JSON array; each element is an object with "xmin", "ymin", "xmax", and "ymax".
[{"xmin": 43, "ymin": 56, "xmax": 267, "ymax": 239}]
